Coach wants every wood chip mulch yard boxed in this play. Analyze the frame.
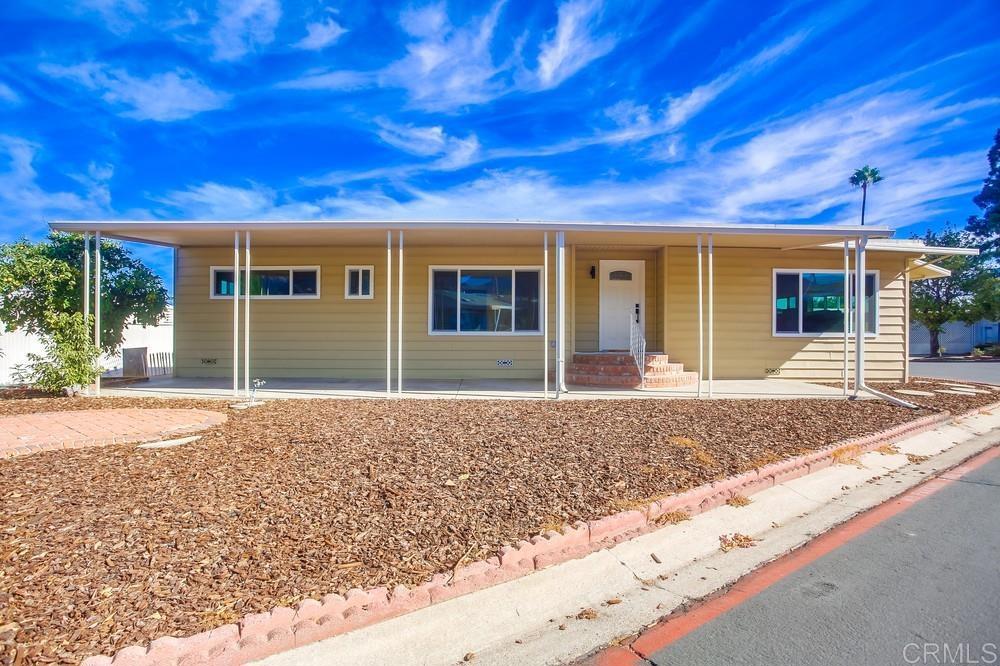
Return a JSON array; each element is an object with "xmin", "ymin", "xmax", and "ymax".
[{"xmin": 1, "ymin": 380, "xmax": 997, "ymax": 664}]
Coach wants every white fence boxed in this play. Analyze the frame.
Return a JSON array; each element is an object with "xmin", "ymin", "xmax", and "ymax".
[
  {"xmin": 1, "ymin": 308, "xmax": 173, "ymax": 385},
  {"xmin": 909, "ymin": 319, "xmax": 1000, "ymax": 355},
  {"xmin": 146, "ymin": 351, "xmax": 174, "ymax": 377}
]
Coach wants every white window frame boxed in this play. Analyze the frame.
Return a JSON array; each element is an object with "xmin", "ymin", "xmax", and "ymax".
[
  {"xmin": 344, "ymin": 265, "xmax": 375, "ymax": 300},
  {"xmin": 427, "ymin": 265, "xmax": 544, "ymax": 336},
  {"xmin": 209, "ymin": 265, "xmax": 321, "ymax": 300},
  {"xmin": 771, "ymin": 268, "xmax": 879, "ymax": 338}
]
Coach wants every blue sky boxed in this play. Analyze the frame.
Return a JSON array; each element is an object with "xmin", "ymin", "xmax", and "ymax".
[{"xmin": 1, "ymin": 0, "xmax": 998, "ymax": 287}]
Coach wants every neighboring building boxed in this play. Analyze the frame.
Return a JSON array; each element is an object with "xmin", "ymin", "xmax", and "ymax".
[
  {"xmin": 909, "ymin": 319, "xmax": 1000, "ymax": 356},
  {"xmin": 47, "ymin": 220, "xmax": 975, "ymax": 391},
  {"xmin": 0, "ymin": 307, "xmax": 173, "ymax": 385}
]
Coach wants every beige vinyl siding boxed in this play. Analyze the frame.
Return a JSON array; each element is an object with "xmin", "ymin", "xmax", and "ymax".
[
  {"xmin": 174, "ymin": 242, "xmax": 910, "ymax": 383},
  {"xmin": 175, "ymin": 245, "xmax": 556, "ymax": 380},
  {"xmin": 663, "ymin": 247, "xmax": 907, "ymax": 381},
  {"xmin": 572, "ymin": 248, "xmax": 659, "ymax": 353}
]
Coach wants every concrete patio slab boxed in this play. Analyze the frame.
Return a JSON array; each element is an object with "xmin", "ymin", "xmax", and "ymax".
[{"xmin": 97, "ymin": 376, "xmax": 855, "ymax": 401}]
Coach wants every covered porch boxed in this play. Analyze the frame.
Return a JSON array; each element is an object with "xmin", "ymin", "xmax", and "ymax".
[{"xmin": 50, "ymin": 218, "xmax": 951, "ymax": 405}]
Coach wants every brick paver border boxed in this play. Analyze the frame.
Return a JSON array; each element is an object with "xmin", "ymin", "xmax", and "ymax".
[
  {"xmin": 0, "ymin": 409, "xmax": 226, "ymax": 458},
  {"xmin": 80, "ymin": 401, "xmax": 1000, "ymax": 666}
]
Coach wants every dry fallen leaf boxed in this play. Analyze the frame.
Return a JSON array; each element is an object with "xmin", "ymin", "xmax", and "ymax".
[{"xmin": 719, "ymin": 533, "xmax": 757, "ymax": 552}]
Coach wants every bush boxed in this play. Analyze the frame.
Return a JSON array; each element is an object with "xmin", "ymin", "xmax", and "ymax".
[{"xmin": 13, "ymin": 313, "xmax": 101, "ymax": 393}]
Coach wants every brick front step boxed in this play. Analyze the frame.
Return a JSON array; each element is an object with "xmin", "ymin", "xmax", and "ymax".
[
  {"xmin": 566, "ymin": 371, "xmax": 700, "ymax": 388},
  {"xmin": 566, "ymin": 352, "xmax": 698, "ymax": 388},
  {"xmin": 572, "ymin": 352, "xmax": 669, "ymax": 366},
  {"xmin": 565, "ymin": 362, "xmax": 689, "ymax": 377},
  {"xmin": 643, "ymin": 372, "xmax": 701, "ymax": 388},
  {"xmin": 566, "ymin": 372, "xmax": 641, "ymax": 387}
]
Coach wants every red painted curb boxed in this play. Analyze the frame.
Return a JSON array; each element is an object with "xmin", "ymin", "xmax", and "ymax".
[
  {"xmin": 80, "ymin": 400, "xmax": 1000, "ymax": 666},
  {"xmin": 628, "ymin": 443, "xmax": 1000, "ymax": 660},
  {"xmin": 575, "ymin": 645, "xmax": 649, "ymax": 666}
]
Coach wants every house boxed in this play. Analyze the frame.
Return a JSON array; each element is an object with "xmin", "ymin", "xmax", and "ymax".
[{"xmin": 47, "ymin": 220, "xmax": 976, "ymax": 398}]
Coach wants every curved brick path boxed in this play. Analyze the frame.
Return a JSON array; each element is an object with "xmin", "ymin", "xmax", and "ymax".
[{"xmin": 0, "ymin": 408, "xmax": 226, "ymax": 458}]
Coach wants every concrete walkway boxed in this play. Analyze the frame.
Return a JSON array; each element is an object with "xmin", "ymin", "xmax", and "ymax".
[
  {"xmin": 0, "ymin": 408, "xmax": 225, "ymax": 458},
  {"xmin": 100, "ymin": 376, "xmax": 851, "ymax": 401}
]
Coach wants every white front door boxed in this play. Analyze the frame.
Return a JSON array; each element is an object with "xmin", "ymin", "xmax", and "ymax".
[{"xmin": 599, "ymin": 260, "xmax": 645, "ymax": 350}]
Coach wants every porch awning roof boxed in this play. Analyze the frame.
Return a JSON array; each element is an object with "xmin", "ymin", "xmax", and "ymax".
[
  {"xmin": 814, "ymin": 238, "xmax": 980, "ymax": 256},
  {"xmin": 48, "ymin": 219, "xmax": 896, "ymax": 249}
]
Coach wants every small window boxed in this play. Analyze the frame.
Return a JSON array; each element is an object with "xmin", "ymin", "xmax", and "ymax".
[
  {"xmin": 210, "ymin": 266, "xmax": 320, "ymax": 299},
  {"xmin": 292, "ymin": 269, "xmax": 318, "ymax": 295},
  {"xmin": 345, "ymin": 266, "xmax": 374, "ymax": 299},
  {"xmin": 609, "ymin": 270, "xmax": 633, "ymax": 281}
]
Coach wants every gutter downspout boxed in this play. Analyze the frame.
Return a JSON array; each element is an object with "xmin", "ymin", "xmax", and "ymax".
[
  {"xmin": 843, "ymin": 239, "xmax": 850, "ymax": 396},
  {"xmin": 852, "ymin": 236, "xmax": 918, "ymax": 409}
]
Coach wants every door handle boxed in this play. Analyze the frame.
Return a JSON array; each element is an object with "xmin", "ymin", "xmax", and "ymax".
[{"xmin": 634, "ymin": 303, "xmax": 640, "ymax": 323}]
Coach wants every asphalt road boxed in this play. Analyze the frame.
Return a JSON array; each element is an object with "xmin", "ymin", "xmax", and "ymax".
[
  {"xmin": 910, "ymin": 358, "xmax": 1000, "ymax": 384},
  {"xmin": 646, "ymin": 455, "xmax": 1000, "ymax": 666}
]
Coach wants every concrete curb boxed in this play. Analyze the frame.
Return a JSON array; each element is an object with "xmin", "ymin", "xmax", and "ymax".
[
  {"xmin": 80, "ymin": 401, "xmax": 1000, "ymax": 666},
  {"xmin": 1, "ymin": 410, "xmax": 226, "ymax": 459}
]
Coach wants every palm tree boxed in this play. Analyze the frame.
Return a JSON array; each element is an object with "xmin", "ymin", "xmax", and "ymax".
[{"xmin": 849, "ymin": 166, "xmax": 883, "ymax": 226}]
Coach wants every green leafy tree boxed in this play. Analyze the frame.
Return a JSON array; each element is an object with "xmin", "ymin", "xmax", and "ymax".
[
  {"xmin": 909, "ymin": 227, "xmax": 988, "ymax": 356},
  {"xmin": 849, "ymin": 165, "xmax": 884, "ymax": 226},
  {"xmin": 13, "ymin": 312, "xmax": 101, "ymax": 393},
  {"xmin": 0, "ymin": 232, "xmax": 168, "ymax": 352},
  {"xmin": 967, "ymin": 129, "xmax": 1000, "ymax": 255}
]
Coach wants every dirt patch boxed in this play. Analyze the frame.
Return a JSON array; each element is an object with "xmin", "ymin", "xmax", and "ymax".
[
  {"xmin": 0, "ymin": 381, "xmax": 996, "ymax": 664},
  {"xmin": 0, "ymin": 394, "xmax": 228, "ymax": 418}
]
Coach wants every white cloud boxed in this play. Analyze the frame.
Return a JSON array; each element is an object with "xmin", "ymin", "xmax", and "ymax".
[
  {"xmin": 294, "ymin": 16, "xmax": 347, "ymax": 50},
  {"xmin": 311, "ymin": 31, "xmax": 808, "ymax": 188},
  {"xmin": 157, "ymin": 181, "xmax": 321, "ymax": 219},
  {"xmin": 603, "ymin": 100, "xmax": 652, "ymax": 131},
  {"xmin": 306, "ymin": 119, "xmax": 481, "ymax": 186},
  {"xmin": 705, "ymin": 91, "xmax": 1000, "ymax": 226},
  {"xmin": 380, "ymin": 1, "xmax": 508, "ymax": 110},
  {"xmin": 310, "ymin": 86, "xmax": 998, "ymax": 230},
  {"xmin": 210, "ymin": 0, "xmax": 282, "ymax": 62},
  {"xmin": 535, "ymin": 0, "xmax": 616, "ymax": 89},
  {"xmin": 0, "ymin": 82, "xmax": 21, "ymax": 106},
  {"xmin": 279, "ymin": 0, "xmax": 617, "ymax": 110},
  {"xmin": 374, "ymin": 118, "xmax": 480, "ymax": 167},
  {"xmin": 74, "ymin": 0, "xmax": 147, "ymax": 34},
  {"xmin": 663, "ymin": 31, "xmax": 807, "ymax": 128},
  {"xmin": 0, "ymin": 135, "xmax": 110, "ymax": 238},
  {"xmin": 40, "ymin": 62, "xmax": 231, "ymax": 121},
  {"xmin": 276, "ymin": 69, "xmax": 373, "ymax": 91}
]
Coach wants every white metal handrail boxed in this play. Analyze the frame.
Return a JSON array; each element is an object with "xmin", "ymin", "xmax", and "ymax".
[{"xmin": 629, "ymin": 315, "xmax": 646, "ymax": 388}]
